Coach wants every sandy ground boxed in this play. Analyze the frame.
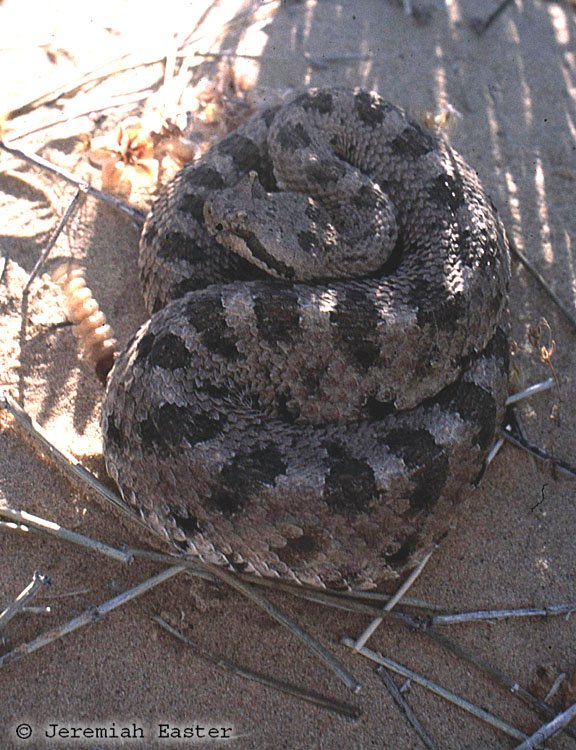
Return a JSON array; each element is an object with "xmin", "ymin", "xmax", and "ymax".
[{"xmin": 1, "ymin": 1, "xmax": 575, "ymax": 748}]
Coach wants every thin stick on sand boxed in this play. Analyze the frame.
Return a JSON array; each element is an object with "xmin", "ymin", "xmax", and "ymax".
[
  {"xmin": 483, "ymin": 378, "xmax": 555, "ymax": 465},
  {"xmin": 352, "ymin": 549, "xmax": 434, "ymax": 651},
  {"xmin": 0, "ymin": 571, "xmax": 51, "ymax": 630},
  {"xmin": 4, "ymin": 0, "xmax": 280, "ymax": 126},
  {"xmin": 513, "ymin": 703, "xmax": 576, "ymax": 750},
  {"xmin": 423, "ymin": 628, "xmax": 576, "ymax": 742},
  {"xmin": 151, "ymin": 615, "xmax": 361, "ymax": 719},
  {"xmin": 241, "ymin": 575, "xmax": 445, "ymax": 614},
  {"xmin": 0, "ymin": 513, "xmax": 436, "ymax": 623},
  {"xmin": 206, "ymin": 563, "xmax": 362, "ymax": 694},
  {"xmin": 500, "ymin": 429, "xmax": 576, "ymax": 479},
  {"xmin": 505, "ymin": 379, "xmax": 555, "ymax": 406},
  {"xmin": 23, "ymin": 189, "xmax": 83, "ymax": 292},
  {"xmin": 341, "ymin": 638, "xmax": 545, "ymax": 746},
  {"xmin": 0, "ymin": 388, "xmax": 149, "ymax": 529},
  {"xmin": 0, "ymin": 506, "xmax": 133, "ymax": 563},
  {"xmin": 0, "ymin": 389, "xmax": 362, "ymax": 693},
  {"xmin": 509, "ymin": 240, "xmax": 576, "ymax": 334},
  {"xmin": 376, "ymin": 666, "xmax": 439, "ymax": 750},
  {"xmin": 1, "ymin": 507, "xmax": 361, "ymax": 694},
  {"xmin": 472, "ymin": 0, "xmax": 516, "ymax": 36},
  {"xmin": 0, "ymin": 510, "xmax": 441, "ymax": 620},
  {"xmin": 544, "ymin": 672, "xmax": 566, "ymax": 703},
  {"xmin": 431, "ymin": 604, "xmax": 576, "ymax": 626},
  {"xmin": 0, "ymin": 140, "xmax": 145, "ymax": 225},
  {"xmin": 0, "ymin": 566, "xmax": 186, "ymax": 669}
]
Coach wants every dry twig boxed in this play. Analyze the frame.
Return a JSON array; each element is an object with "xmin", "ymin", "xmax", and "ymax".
[
  {"xmin": 377, "ymin": 666, "xmax": 438, "ymax": 749},
  {"xmin": 0, "ymin": 506, "xmax": 132, "ymax": 563},
  {"xmin": 353, "ymin": 549, "xmax": 434, "ymax": 651},
  {"xmin": 0, "ymin": 571, "xmax": 51, "ymax": 631},
  {"xmin": 23, "ymin": 189, "xmax": 83, "ymax": 293},
  {"xmin": 471, "ymin": 0, "xmax": 516, "ymax": 35},
  {"xmin": 152, "ymin": 615, "xmax": 360, "ymax": 719},
  {"xmin": 424, "ymin": 629, "xmax": 576, "ymax": 742},
  {"xmin": 0, "ymin": 388, "xmax": 148, "ymax": 528},
  {"xmin": 0, "ymin": 140, "xmax": 145, "ymax": 225},
  {"xmin": 206, "ymin": 564, "xmax": 361, "ymax": 694},
  {"xmin": 243, "ymin": 575, "xmax": 444, "ymax": 615},
  {"xmin": 0, "ymin": 510, "xmax": 441, "ymax": 619},
  {"xmin": 341, "ymin": 638, "xmax": 543, "ymax": 745},
  {"xmin": 431, "ymin": 604, "xmax": 576, "ymax": 626},
  {"xmin": 501, "ymin": 428, "xmax": 576, "ymax": 479},
  {"xmin": 0, "ymin": 566, "xmax": 186, "ymax": 669},
  {"xmin": 509, "ymin": 240, "xmax": 576, "ymax": 334},
  {"xmin": 1, "ymin": 502, "xmax": 358, "ymax": 694},
  {"xmin": 513, "ymin": 703, "xmax": 576, "ymax": 749},
  {"xmin": 486, "ymin": 378, "xmax": 555, "ymax": 466},
  {"xmin": 506, "ymin": 379, "xmax": 555, "ymax": 406}
]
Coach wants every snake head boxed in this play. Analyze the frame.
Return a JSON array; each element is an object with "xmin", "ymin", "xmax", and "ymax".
[{"xmin": 203, "ymin": 171, "xmax": 263, "ymax": 236}]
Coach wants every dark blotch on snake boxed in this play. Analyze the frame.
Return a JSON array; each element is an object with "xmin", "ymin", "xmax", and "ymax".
[
  {"xmin": 182, "ymin": 164, "xmax": 226, "ymax": 190},
  {"xmin": 212, "ymin": 446, "xmax": 288, "ymax": 516},
  {"xmin": 330, "ymin": 288, "xmax": 381, "ymax": 371},
  {"xmin": 172, "ymin": 513, "xmax": 202, "ymax": 534},
  {"xmin": 275, "ymin": 122, "xmax": 312, "ymax": 150},
  {"xmin": 139, "ymin": 403, "xmax": 220, "ymax": 449},
  {"xmin": 252, "ymin": 287, "xmax": 301, "ymax": 345},
  {"xmin": 433, "ymin": 380, "xmax": 497, "ymax": 451},
  {"xmin": 184, "ymin": 296, "xmax": 241, "ymax": 359},
  {"xmin": 305, "ymin": 159, "xmax": 346, "ymax": 185},
  {"xmin": 155, "ymin": 231, "xmax": 206, "ymax": 262},
  {"xmin": 218, "ymin": 134, "xmax": 263, "ymax": 172},
  {"xmin": 354, "ymin": 91, "xmax": 400, "ymax": 127},
  {"xmin": 427, "ymin": 174, "xmax": 466, "ymax": 212},
  {"xmin": 416, "ymin": 291, "xmax": 466, "ymax": 330},
  {"xmin": 274, "ymin": 529, "xmax": 324, "ymax": 567},
  {"xmin": 322, "ymin": 441, "xmax": 377, "ymax": 513},
  {"xmin": 293, "ymin": 90, "xmax": 334, "ymax": 115},
  {"xmin": 390, "ymin": 124, "xmax": 436, "ymax": 158},
  {"xmin": 177, "ymin": 193, "xmax": 206, "ymax": 223},
  {"xmin": 366, "ymin": 395, "xmax": 395, "ymax": 420},
  {"xmin": 384, "ymin": 533, "xmax": 421, "ymax": 569},
  {"xmin": 384, "ymin": 428, "xmax": 448, "ymax": 512},
  {"xmin": 105, "ymin": 414, "xmax": 124, "ymax": 449},
  {"xmin": 143, "ymin": 332, "xmax": 190, "ymax": 371},
  {"xmin": 298, "ymin": 231, "xmax": 319, "ymax": 254}
]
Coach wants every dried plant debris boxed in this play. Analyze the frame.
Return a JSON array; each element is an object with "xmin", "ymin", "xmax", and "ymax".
[
  {"xmin": 189, "ymin": 59, "xmax": 260, "ymax": 139},
  {"xmin": 527, "ymin": 318, "xmax": 557, "ymax": 379},
  {"xmin": 151, "ymin": 119, "xmax": 198, "ymax": 167},
  {"xmin": 81, "ymin": 62, "xmax": 260, "ymax": 202},
  {"xmin": 420, "ymin": 104, "xmax": 462, "ymax": 132},
  {"xmin": 0, "ymin": 111, "xmax": 10, "ymax": 139},
  {"xmin": 529, "ymin": 665, "xmax": 576, "ymax": 711},
  {"xmin": 88, "ymin": 117, "xmax": 159, "ymax": 198}
]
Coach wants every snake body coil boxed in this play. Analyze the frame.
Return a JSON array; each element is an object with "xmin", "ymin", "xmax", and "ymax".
[{"xmin": 102, "ymin": 88, "xmax": 510, "ymax": 589}]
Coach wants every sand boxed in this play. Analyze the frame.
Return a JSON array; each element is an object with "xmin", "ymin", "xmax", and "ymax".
[{"xmin": 1, "ymin": 1, "xmax": 575, "ymax": 748}]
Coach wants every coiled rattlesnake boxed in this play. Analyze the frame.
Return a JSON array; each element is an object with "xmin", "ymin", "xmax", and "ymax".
[{"xmin": 102, "ymin": 88, "xmax": 511, "ymax": 589}]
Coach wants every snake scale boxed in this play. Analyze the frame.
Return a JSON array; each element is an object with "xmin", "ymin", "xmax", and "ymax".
[{"xmin": 102, "ymin": 88, "xmax": 511, "ymax": 589}]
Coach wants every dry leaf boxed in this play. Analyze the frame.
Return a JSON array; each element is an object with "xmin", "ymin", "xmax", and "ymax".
[{"xmin": 88, "ymin": 117, "xmax": 159, "ymax": 198}]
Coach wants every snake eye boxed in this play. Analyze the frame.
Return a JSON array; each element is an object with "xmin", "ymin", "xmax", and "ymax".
[{"xmin": 215, "ymin": 223, "xmax": 224, "ymax": 231}]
